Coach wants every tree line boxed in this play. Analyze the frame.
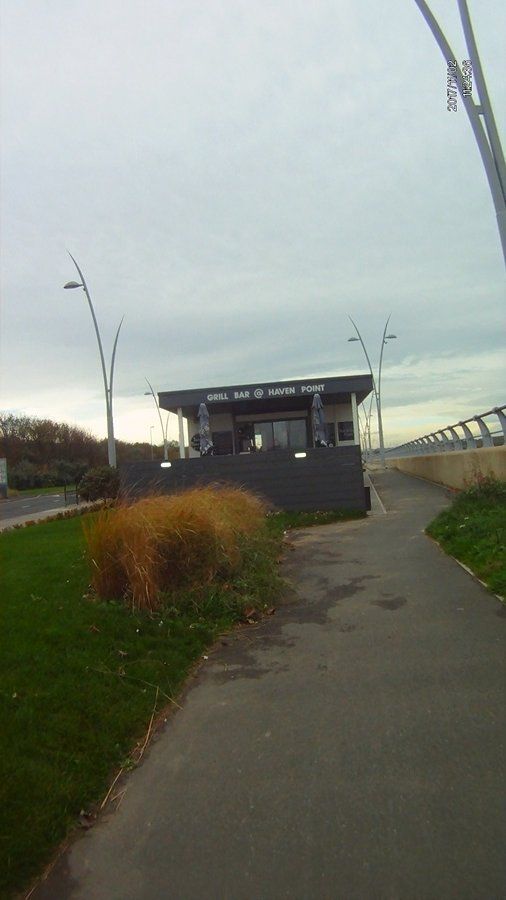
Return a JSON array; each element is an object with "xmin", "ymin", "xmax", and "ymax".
[{"xmin": 0, "ymin": 413, "xmax": 179, "ymax": 489}]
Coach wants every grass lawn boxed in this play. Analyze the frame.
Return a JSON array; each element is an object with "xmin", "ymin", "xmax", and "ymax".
[
  {"xmin": 7, "ymin": 485, "xmax": 68, "ymax": 498},
  {"xmin": 0, "ymin": 503, "xmax": 363, "ymax": 897},
  {"xmin": 0, "ymin": 513, "xmax": 283, "ymax": 897},
  {"xmin": 426, "ymin": 478, "xmax": 506, "ymax": 597}
]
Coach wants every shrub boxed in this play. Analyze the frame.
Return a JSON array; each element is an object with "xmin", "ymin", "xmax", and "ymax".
[
  {"xmin": 462, "ymin": 474, "xmax": 506, "ymax": 503},
  {"xmin": 8, "ymin": 459, "xmax": 41, "ymax": 490},
  {"xmin": 52, "ymin": 458, "xmax": 88, "ymax": 486},
  {"xmin": 82, "ymin": 484, "xmax": 268, "ymax": 611},
  {"xmin": 78, "ymin": 466, "xmax": 120, "ymax": 501}
]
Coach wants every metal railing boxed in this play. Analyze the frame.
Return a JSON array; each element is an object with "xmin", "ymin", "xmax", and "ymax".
[{"xmin": 385, "ymin": 405, "xmax": 506, "ymax": 457}]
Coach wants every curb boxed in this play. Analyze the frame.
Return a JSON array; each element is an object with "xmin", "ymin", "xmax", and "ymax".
[
  {"xmin": 367, "ymin": 475, "xmax": 387, "ymax": 515},
  {"xmin": 426, "ymin": 532, "xmax": 505, "ymax": 605}
]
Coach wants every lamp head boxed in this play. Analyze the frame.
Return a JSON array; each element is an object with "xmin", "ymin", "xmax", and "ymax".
[
  {"xmin": 347, "ymin": 337, "xmax": 359, "ymax": 342},
  {"xmin": 64, "ymin": 281, "xmax": 83, "ymax": 289},
  {"xmin": 385, "ymin": 334, "xmax": 397, "ymax": 339}
]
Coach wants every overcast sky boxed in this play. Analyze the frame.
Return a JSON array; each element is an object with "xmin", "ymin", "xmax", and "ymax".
[{"xmin": 1, "ymin": 0, "xmax": 504, "ymax": 448}]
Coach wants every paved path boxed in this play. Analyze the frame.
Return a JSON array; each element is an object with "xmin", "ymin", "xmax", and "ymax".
[
  {"xmin": 0, "ymin": 492, "xmax": 78, "ymax": 529},
  {"xmin": 35, "ymin": 470, "xmax": 506, "ymax": 900}
]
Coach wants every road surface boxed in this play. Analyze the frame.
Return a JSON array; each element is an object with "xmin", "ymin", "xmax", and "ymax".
[{"xmin": 0, "ymin": 492, "xmax": 77, "ymax": 529}]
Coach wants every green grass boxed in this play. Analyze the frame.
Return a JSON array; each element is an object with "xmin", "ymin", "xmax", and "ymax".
[
  {"xmin": 267, "ymin": 508, "xmax": 366, "ymax": 534},
  {"xmin": 426, "ymin": 478, "xmax": 506, "ymax": 597},
  {"xmin": 0, "ymin": 513, "xmax": 283, "ymax": 898},
  {"xmin": 7, "ymin": 485, "xmax": 67, "ymax": 497},
  {"xmin": 0, "ymin": 502, "xmax": 359, "ymax": 897}
]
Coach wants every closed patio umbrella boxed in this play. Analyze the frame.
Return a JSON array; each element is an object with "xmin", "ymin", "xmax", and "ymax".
[
  {"xmin": 312, "ymin": 393, "xmax": 327, "ymax": 447},
  {"xmin": 198, "ymin": 402, "xmax": 214, "ymax": 456}
]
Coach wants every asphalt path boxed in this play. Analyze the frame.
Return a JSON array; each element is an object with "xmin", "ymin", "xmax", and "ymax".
[
  {"xmin": 0, "ymin": 492, "xmax": 79, "ymax": 528},
  {"xmin": 0, "ymin": 493, "xmax": 68, "ymax": 518},
  {"xmin": 34, "ymin": 470, "xmax": 506, "ymax": 900}
]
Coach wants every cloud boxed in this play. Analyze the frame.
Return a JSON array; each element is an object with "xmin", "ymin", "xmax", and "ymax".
[{"xmin": 1, "ymin": 0, "xmax": 505, "ymax": 446}]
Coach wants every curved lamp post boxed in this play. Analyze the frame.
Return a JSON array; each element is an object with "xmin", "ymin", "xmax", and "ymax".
[
  {"xmin": 64, "ymin": 253, "xmax": 123, "ymax": 468},
  {"xmin": 144, "ymin": 378, "xmax": 170, "ymax": 461},
  {"xmin": 413, "ymin": 0, "xmax": 505, "ymax": 265},
  {"xmin": 347, "ymin": 315, "xmax": 398, "ymax": 467}
]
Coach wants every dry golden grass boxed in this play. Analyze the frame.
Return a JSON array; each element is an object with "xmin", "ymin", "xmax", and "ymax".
[{"xmin": 82, "ymin": 484, "xmax": 268, "ymax": 611}]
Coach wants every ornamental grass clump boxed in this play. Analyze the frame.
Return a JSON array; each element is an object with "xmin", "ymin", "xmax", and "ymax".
[{"xmin": 83, "ymin": 485, "xmax": 268, "ymax": 611}]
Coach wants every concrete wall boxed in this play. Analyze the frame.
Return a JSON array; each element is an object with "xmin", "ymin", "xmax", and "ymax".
[
  {"xmin": 120, "ymin": 446, "xmax": 368, "ymax": 512},
  {"xmin": 387, "ymin": 446, "xmax": 506, "ymax": 490}
]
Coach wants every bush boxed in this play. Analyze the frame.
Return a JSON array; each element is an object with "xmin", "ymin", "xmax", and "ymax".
[
  {"xmin": 78, "ymin": 466, "xmax": 119, "ymax": 501},
  {"xmin": 8, "ymin": 459, "xmax": 43, "ymax": 490},
  {"xmin": 8, "ymin": 458, "xmax": 89, "ymax": 490},
  {"xmin": 462, "ymin": 473, "xmax": 506, "ymax": 503},
  {"xmin": 82, "ymin": 485, "xmax": 268, "ymax": 611},
  {"xmin": 52, "ymin": 458, "xmax": 88, "ymax": 486}
]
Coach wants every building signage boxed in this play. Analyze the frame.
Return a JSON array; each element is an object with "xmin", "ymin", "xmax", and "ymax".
[
  {"xmin": 158, "ymin": 374, "xmax": 373, "ymax": 412},
  {"xmin": 206, "ymin": 382, "xmax": 326, "ymax": 403}
]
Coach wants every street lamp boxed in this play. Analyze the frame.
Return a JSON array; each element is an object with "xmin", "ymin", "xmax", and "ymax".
[
  {"xmin": 347, "ymin": 315, "xmax": 398, "ymax": 467},
  {"xmin": 64, "ymin": 253, "xmax": 124, "ymax": 468},
  {"xmin": 144, "ymin": 378, "xmax": 170, "ymax": 460},
  {"xmin": 413, "ymin": 0, "xmax": 505, "ymax": 265}
]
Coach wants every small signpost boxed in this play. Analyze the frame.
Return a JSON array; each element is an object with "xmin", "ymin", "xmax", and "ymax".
[{"xmin": 0, "ymin": 458, "xmax": 7, "ymax": 500}]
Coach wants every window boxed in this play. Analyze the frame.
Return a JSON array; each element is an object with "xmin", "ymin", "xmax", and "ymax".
[
  {"xmin": 338, "ymin": 420, "xmax": 354, "ymax": 442},
  {"xmin": 326, "ymin": 423, "xmax": 336, "ymax": 446},
  {"xmin": 289, "ymin": 419, "xmax": 308, "ymax": 449},
  {"xmin": 254, "ymin": 422, "xmax": 274, "ymax": 452},
  {"xmin": 273, "ymin": 420, "xmax": 289, "ymax": 449},
  {"xmin": 253, "ymin": 419, "xmax": 307, "ymax": 451}
]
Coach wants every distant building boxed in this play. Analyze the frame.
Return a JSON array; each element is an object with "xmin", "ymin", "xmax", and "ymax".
[
  {"xmin": 121, "ymin": 373, "xmax": 373, "ymax": 511},
  {"xmin": 158, "ymin": 373, "xmax": 372, "ymax": 458}
]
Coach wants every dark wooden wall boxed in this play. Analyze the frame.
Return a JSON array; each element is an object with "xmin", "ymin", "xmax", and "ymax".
[{"xmin": 119, "ymin": 446, "xmax": 367, "ymax": 512}]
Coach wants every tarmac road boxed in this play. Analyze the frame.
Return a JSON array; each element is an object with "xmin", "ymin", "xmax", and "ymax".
[
  {"xmin": 34, "ymin": 469, "xmax": 506, "ymax": 900},
  {"xmin": 0, "ymin": 492, "xmax": 77, "ymax": 528}
]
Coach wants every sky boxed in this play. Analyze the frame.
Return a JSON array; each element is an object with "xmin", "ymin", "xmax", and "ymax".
[{"xmin": 1, "ymin": 0, "xmax": 505, "ymax": 449}]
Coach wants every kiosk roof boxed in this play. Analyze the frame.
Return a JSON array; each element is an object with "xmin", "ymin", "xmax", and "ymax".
[{"xmin": 159, "ymin": 373, "xmax": 373, "ymax": 416}]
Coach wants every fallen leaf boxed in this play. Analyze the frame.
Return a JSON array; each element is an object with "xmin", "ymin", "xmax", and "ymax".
[{"xmin": 89, "ymin": 624, "xmax": 100, "ymax": 633}]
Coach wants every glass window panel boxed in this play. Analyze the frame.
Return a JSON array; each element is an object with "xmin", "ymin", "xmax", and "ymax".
[
  {"xmin": 254, "ymin": 422, "xmax": 274, "ymax": 451},
  {"xmin": 273, "ymin": 420, "xmax": 289, "ymax": 449},
  {"xmin": 288, "ymin": 419, "xmax": 307, "ymax": 449},
  {"xmin": 338, "ymin": 421, "xmax": 355, "ymax": 442}
]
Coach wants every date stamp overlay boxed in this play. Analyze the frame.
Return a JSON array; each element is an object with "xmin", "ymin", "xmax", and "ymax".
[{"xmin": 447, "ymin": 59, "xmax": 473, "ymax": 111}]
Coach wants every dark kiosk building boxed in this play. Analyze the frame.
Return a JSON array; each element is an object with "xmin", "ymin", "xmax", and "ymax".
[{"xmin": 121, "ymin": 373, "xmax": 374, "ymax": 511}]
